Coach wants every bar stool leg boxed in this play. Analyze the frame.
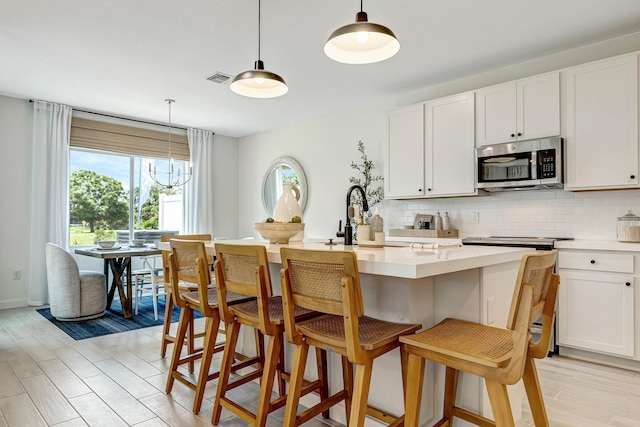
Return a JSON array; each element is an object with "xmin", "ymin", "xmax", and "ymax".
[
  {"xmin": 523, "ymin": 358, "xmax": 549, "ymax": 427},
  {"xmin": 316, "ymin": 348, "xmax": 329, "ymax": 419},
  {"xmin": 212, "ymin": 320, "xmax": 241, "ymax": 424},
  {"xmin": 192, "ymin": 314, "xmax": 221, "ymax": 414},
  {"xmin": 283, "ymin": 342, "xmax": 309, "ymax": 427},
  {"xmin": 349, "ymin": 360, "xmax": 374, "ymax": 427},
  {"xmin": 161, "ymin": 291, "xmax": 174, "ymax": 357},
  {"xmin": 341, "ymin": 355, "xmax": 353, "ymax": 422},
  {"xmin": 166, "ymin": 305, "xmax": 192, "ymax": 393},
  {"xmin": 256, "ymin": 332, "xmax": 283, "ymax": 426},
  {"xmin": 485, "ymin": 380, "xmax": 515, "ymax": 427},
  {"xmin": 404, "ymin": 352, "xmax": 425, "ymax": 426},
  {"xmin": 276, "ymin": 339, "xmax": 286, "ymax": 396},
  {"xmin": 443, "ymin": 366, "xmax": 459, "ymax": 421}
]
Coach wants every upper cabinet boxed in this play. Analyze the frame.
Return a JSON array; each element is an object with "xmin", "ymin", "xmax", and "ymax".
[
  {"xmin": 385, "ymin": 104, "xmax": 425, "ymax": 198},
  {"xmin": 476, "ymin": 72, "xmax": 560, "ymax": 146},
  {"xmin": 385, "ymin": 93, "xmax": 477, "ymax": 199},
  {"xmin": 564, "ymin": 54, "xmax": 639, "ymax": 190},
  {"xmin": 425, "ymin": 92, "xmax": 476, "ymax": 197}
]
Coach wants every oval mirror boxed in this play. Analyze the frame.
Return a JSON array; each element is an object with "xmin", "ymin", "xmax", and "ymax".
[{"xmin": 262, "ymin": 156, "xmax": 308, "ymax": 218}]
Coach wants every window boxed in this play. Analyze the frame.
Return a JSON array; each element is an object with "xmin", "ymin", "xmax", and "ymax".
[{"xmin": 68, "ymin": 116, "xmax": 190, "ymax": 247}]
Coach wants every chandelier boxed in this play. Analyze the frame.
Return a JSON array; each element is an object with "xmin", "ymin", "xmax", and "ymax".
[{"xmin": 148, "ymin": 99, "xmax": 192, "ymax": 189}]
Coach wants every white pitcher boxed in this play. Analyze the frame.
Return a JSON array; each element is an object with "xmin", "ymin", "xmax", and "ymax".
[{"xmin": 273, "ymin": 183, "xmax": 303, "ymax": 241}]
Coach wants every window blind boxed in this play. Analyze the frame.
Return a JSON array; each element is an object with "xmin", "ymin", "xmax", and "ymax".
[{"xmin": 70, "ymin": 117, "xmax": 190, "ymax": 161}]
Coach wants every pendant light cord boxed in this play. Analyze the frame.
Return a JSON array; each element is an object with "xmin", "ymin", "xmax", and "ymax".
[
  {"xmin": 166, "ymin": 99, "xmax": 173, "ymax": 161},
  {"xmin": 360, "ymin": 0, "xmax": 363, "ymax": 12},
  {"xmin": 257, "ymin": 0, "xmax": 261, "ymax": 61}
]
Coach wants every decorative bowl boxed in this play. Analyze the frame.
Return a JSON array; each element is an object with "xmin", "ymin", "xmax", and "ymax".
[
  {"xmin": 97, "ymin": 240, "xmax": 116, "ymax": 249},
  {"xmin": 254, "ymin": 222, "xmax": 305, "ymax": 244},
  {"xmin": 130, "ymin": 238, "xmax": 146, "ymax": 247}
]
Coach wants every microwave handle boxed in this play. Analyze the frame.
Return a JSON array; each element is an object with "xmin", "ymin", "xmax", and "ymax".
[{"xmin": 531, "ymin": 150, "xmax": 538, "ymax": 180}]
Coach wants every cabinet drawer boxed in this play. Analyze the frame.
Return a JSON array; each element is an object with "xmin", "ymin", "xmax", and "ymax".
[{"xmin": 558, "ymin": 251, "xmax": 634, "ymax": 273}]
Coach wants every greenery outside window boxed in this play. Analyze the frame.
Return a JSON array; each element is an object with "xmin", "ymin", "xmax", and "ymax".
[{"xmin": 69, "ymin": 148, "xmax": 186, "ymax": 247}]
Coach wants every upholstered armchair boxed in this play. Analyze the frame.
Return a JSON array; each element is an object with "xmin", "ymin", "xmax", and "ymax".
[{"xmin": 45, "ymin": 243, "xmax": 107, "ymax": 321}]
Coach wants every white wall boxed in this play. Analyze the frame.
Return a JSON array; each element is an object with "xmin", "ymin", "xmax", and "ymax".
[
  {"xmin": 0, "ymin": 96, "xmax": 33, "ymax": 308},
  {"xmin": 238, "ymin": 32, "xmax": 640, "ymax": 241}
]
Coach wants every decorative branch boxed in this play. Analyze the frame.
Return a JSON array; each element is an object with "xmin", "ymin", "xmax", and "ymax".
[{"xmin": 348, "ymin": 141, "xmax": 384, "ymax": 224}]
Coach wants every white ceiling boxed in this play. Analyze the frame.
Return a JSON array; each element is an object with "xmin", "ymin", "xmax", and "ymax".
[{"xmin": 2, "ymin": 0, "xmax": 640, "ymax": 138}]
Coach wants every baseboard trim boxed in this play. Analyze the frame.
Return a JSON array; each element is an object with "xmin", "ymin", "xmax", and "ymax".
[{"xmin": 0, "ymin": 299, "xmax": 29, "ymax": 310}]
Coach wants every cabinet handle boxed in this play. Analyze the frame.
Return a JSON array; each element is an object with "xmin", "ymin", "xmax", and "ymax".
[
  {"xmin": 517, "ymin": 132, "xmax": 522, "ymax": 136},
  {"xmin": 631, "ymin": 175, "xmax": 636, "ymax": 179},
  {"xmin": 510, "ymin": 133, "xmax": 515, "ymax": 137},
  {"xmin": 626, "ymin": 282, "xmax": 631, "ymax": 287},
  {"xmin": 418, "ymin": 188, "xmax": 423, "ymax": 192},
  {"xmin": 427, "ymin": 188, "xmax": 432, "ymax": 192},
  {"xmin": 590, "ymin": 260, "xmax": 596, "ymax": 264}
]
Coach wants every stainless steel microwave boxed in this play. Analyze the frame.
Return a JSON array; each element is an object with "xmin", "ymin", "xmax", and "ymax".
[{"xmin": 476, "ymin": 137, "xmax": 564, "ymax": 191}]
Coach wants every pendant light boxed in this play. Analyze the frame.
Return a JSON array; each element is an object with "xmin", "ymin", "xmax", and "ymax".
[
  {"xmin": 324, "ymin": 0, "xmax": 400, "ymax": 64},
  {"xmin": 148, "ymin": 99, "xmax": 192, "ymax": 189},
  {"xmin": 230, "ymin": 0, "xmax": 288, "ymax": 98}
]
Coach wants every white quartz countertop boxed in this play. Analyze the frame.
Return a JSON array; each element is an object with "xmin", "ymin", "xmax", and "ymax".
[
  {"xmin": 159, "ymin": 239, "xmax": 533, "ymax": 279},
  {"xmin": 555, "ymin": 239, "xmax": 640, "ymax": 252}
]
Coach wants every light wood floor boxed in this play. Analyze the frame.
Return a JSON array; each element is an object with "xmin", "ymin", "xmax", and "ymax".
[{"xmin": 1, "ymin": 305, "xmax": 639, "ymax": 427}]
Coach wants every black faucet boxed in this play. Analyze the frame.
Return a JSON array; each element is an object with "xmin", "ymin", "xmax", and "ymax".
[{"xmin": 339, "ymin": 185, "xmax": 369, "ymax": 246}]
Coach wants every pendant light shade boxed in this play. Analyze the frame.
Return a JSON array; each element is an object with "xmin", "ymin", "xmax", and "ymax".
[
  {"xmin": 231, "ymin": 0, "xmax": 288, "ymax": 98},
  {"xmin": 230, "ymin": 60, "xmax": 288, "ymax": 98},
  {"xmin": 324, "ymin": 4, "xmax": 400, "ymax": 64}
]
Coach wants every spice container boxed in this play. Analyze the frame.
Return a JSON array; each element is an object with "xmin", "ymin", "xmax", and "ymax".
[{"xmin": 617, "ymin": 210, "xmax": 640, "ymax": 242}]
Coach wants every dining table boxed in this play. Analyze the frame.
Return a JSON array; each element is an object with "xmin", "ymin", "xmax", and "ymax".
[{"xmin": 75, "ymin": 245, "xmax": 162, "ymax": 318}]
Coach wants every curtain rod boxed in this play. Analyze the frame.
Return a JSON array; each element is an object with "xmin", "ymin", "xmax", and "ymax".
[{"xmin": 29, "ymin": 99, "xmax": 196, "ymax": 132}]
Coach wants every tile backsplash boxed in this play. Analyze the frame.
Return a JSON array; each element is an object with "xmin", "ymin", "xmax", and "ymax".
[{"xmin": 385, "ymin": 189, "xmax": 640, "ymax": 240}]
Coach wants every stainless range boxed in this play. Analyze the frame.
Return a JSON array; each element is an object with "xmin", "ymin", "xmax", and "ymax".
[
  {"xmin": 462, "ymin": 236, "xmax": 572, "ymax": 356},
  {"xmin": 462, "ymin": 236, "xmax": 572, "ymax": 250}
]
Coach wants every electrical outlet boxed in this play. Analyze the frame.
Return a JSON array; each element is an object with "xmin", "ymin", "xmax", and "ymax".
[
  {"xmin": 470, "ymin": 212, "xmax": 479, "ymax": 224},
  {"xmin": 487, "ymin": 297, "xmax": 495, "ymax": 325},
  {"xmin": 13, "ymin": 270, "xmax": 21, "ymax": 280}
]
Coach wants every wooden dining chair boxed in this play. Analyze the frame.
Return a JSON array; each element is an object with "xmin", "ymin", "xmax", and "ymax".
[
  {"xmin": 400, "ymin": 250, "xmax": 559, "ymax": 427},
  {"xmin": 280, "ymin": 247, "xmax": 422, "ymax": 427},
  {"xmin": 159, "ymin": 233, "xmax": 212, "ymax": 362},
  {"xmin": 212, "ymin": 243, "xmax": 328, "ymax": 426},
  {"xmin": 165, "ymin": 239, "xmax": 259, "ymax": 414}
]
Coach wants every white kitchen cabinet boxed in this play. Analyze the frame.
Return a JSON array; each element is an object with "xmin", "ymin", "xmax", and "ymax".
[
  {"xmin": 476, "ymin": 72, "xmax": 560, "ymax": 146},
  {"xmin": 385, "ymin": 104, "xmax": 425, "ymax": 198},
  {"xmin": 564, "ymin": 54, "xmax": 639, "ymax": 190},
  {"xmin": 558, "ymin": 250, "xmax": 635, "ymax": 358},
  {"xmin": 425, "ymin": 92, "xmax": 476, "ymax": 197}
]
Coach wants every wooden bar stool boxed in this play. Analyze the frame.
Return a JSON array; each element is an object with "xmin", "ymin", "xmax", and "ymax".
[
  {"xmin": 211, "ymin": 243, "xmax": 329, "ymax": 426},
  {"xmin": 401, "ymin": 250, "xmax": 559, "ymax": 427},
  {"xmin": 280, "ymin": 247, "xmax": 422, "ymax": 427},
  {"xmin": 165, "ymin": 239, "xmax": 259, "ymax": 414},
  {"xmin": 159, "ymin": 233, "xmax": 213, "ymax": 361}
]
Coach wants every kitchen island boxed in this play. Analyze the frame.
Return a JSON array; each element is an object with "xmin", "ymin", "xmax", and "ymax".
[{"xmin": 159, "ymin": 239, "xmax": 534, "ymax": 426}]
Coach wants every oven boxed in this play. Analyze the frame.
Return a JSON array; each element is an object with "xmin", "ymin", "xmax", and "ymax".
[{"xmin": 462, "ymin": 236, "xmax": 571, "ymax": 356}]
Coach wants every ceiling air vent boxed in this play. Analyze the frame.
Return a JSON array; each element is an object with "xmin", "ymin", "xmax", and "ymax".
[{"xmin": 207, "ymin": 72, "xmax": 232, "ymax": 85}]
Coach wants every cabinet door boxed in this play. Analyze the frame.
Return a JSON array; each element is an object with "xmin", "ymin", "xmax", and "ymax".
[
  {"xmin": 425, "ymin": 92, "xmax": 476, "ymax": 197},
  {"xmin": 476, "ymin": 82, "xmax": 516, "ymax": 146},
  {"xmin": 517, "ymin": 72, "xmax": 560, "ymax": 140},
  {"xmin": 558, "ymin": 269, "xmax": 635, "ymax": 357},
  {"xmin": 385, "ymin": 104, "xmax": 425, "ymax": 198},
  {"xmin": 565, "ymin": 54, "xmax": 639, "ymax": 190}
]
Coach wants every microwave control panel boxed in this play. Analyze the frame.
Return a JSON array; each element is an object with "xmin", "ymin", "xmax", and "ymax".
[{"xmin": 538, "ymin": 149, "xmax": 556, "ymax": 178}]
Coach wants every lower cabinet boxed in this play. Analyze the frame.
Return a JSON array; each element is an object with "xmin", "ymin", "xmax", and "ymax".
[{"xmin": 558, "ymin": 250, "xmax": 636, "ymax": 358}]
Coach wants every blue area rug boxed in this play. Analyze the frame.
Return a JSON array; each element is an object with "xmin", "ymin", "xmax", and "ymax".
[{"xmin": 37, "ymin": 295, "xmax": 201, "ymax": 341}]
